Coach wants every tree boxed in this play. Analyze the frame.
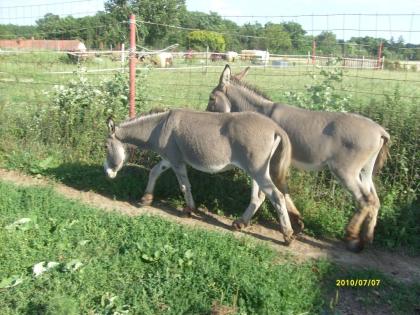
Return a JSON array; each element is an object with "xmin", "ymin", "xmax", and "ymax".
[
  {"xmin": 187, "ymin": 30, "xmax": 225, "ymax": 51},
  {"xmin": 281, "ymin": 22, "xmax": 307, "ymax": 52},
  {"xmin": 239, "ymin": 22, "xmax": 265, "ymax": 50},
  {"xmin": 180, "ymin": 11, "xmax": 241, "ymax": 51},
  {"xmin": 264, "ymin": 23, "xmax": 292, "ymax": 53},
  {"xmin": 0, "ymin": 24, "xmax": 37, "ymax": 39},
  {"xmin": 315, "ymin": 31, "xmax": 337, "ymax": 55},
  {"xmin": 105, "ymin": 0, "xmax": 186, "ymax": 47},
  {"xmin": 36, "ymin": 13, "xmax": 61, "ymax": 38}
]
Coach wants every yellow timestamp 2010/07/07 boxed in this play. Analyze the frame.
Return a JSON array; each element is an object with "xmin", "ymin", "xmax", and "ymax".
[{"xmin": 336, "ymin": 279, "xmax": 381, "ymax": 287}]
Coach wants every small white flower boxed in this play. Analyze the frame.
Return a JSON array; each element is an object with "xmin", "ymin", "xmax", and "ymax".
[{"xmin": 33, "ymin": 261, "xmax": 60, "ymax": 277}]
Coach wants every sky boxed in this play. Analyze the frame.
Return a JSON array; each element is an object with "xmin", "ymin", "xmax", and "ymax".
[{"xmin": 0, "ymin": 0, "xmax": 419, "ymax": 43}]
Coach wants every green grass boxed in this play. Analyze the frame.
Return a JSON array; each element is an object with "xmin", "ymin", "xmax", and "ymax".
[{"xmin": 1, "ymin": 181, "xmax": 419, "ymax": 314}]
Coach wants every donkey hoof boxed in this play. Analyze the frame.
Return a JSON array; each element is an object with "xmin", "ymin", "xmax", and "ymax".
[
  {"xmin": 232, "ymin": 219, "xmax": 247, "ymax": 231},
  {"xmin": 283, "ymin": 234, "xmax": 295, "ymax": 246},
  {"xmin": 362, "ymin": 234, "xmax": 374, "ymax": 245},
  {"xmin": 139, "ymin": 193, "xmax": 154, "ymax": 206},
  {"xmin": 346, "ymin": 238, "xmax": 365, "ymax": 253},
  {"xmin": 182, "ymin": 207, "xmax": 195, "ymax": 218},
  {"xmin": 292, "ymin": 219, "xmax": 305, "ymax": 235}
]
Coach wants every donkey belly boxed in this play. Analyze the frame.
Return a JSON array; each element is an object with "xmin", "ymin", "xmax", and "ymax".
[
  {"xmin": 292, "ymin": 159, "xmax": 326, "ymax": 171},
  {"xmin": 186, "ymin": 160, "xmax": 236, "ymax": 174},
  {"xmin": 177, "ymin": 143, "xmax": 236, "ymax": 174}
]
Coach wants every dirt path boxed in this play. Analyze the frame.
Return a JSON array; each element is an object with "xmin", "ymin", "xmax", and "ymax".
[{"xmin": 1, "ymin": 168, "xmax": 419, "ymax": 284}]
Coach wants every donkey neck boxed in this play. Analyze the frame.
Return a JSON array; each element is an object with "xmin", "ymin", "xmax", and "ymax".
[
  {"xmin": 115, "ymin": 112, "xmax": 169, "ymax": 148},
  {"xmin": 227, "ymin": 84, "xmax": 275, "ymax": 116}
]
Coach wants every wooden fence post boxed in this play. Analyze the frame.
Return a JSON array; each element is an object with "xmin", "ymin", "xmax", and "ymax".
[
  {"xmin": 377, "ymin": 41, "xmax": 383, "ymax": 70},
  {"xmin": 312, "ymin": 40, "xmax": 316, "ymax": 65}
]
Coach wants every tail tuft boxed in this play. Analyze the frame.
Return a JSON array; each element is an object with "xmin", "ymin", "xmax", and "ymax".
[
  {"xmin": 270, "ymin": 128, "xmax": 292, "ymax": 191},
  {"xmin": 373, "ymin": 132, "xmax": 390, "ymax": 175}
]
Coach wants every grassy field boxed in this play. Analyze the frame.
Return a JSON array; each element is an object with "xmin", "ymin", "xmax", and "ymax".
[
  {"xmin": 1, "ymin": 52, "xmax": 420, "ymax": 108},
  {"xmin": 0, "ymin": 51, "xmax": 419, "ymax": 255},
  {"xmin": 1, "ymin": 181, "xmax": 419, "ymax": 314}
]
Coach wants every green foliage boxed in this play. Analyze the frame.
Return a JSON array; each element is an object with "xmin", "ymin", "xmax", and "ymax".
[
  {"xmin": 105, "ymin": 0, "xmax": 187, "ymax": 47},
  {"xmin": 285, "ymin": 59, "xmax": 351, "ymax": 111},
  {"xmin": 187, "ymin": 30, "xmax": 226, "ymax": 52},
  {"xmin": 181, "ymin": 11, "xmax": 241, "ymax": 51},
  {"xmin": 45, "ymin": 296, "xmax": 79, "ymax": 315},
  {"xmin": 282, "ymin": 22, "xmax": 307, "ymax": 53},
  {"xmin": 34, "ymin": 72, "xmax": 129, "ymax": 161},
  {"xmin": 316, "ymin": 31, "xmax": 338, "ymax": 55},
  {"xmin": 0, "ymin": 24, "xmax": 37, "ymax": 38},
  {"xmin": 264, "ymin": 23, "xmax": 292, "ymax": 53}
]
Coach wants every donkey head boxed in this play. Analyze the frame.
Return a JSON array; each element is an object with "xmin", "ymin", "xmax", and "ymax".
[
  {"xmin": 104, "ymin": 117, "xmax": 126, "ymax": 179},
  {"xmin": 206, "ymin": 65, "xmax": 250, "ymax": 113}
]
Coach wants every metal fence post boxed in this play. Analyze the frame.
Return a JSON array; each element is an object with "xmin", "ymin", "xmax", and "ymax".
[{"xmin": 129, "ymin": 14, "xmax": 136, "ymax": 118}]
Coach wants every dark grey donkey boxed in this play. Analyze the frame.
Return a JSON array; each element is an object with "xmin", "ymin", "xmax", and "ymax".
[
  {"xmin": 104, "ymin": 109, "xmax": 297, "ymax": 244},
  {"xmin": 207, "ymin": 65, "xmax": 390, "ymax": 252}
]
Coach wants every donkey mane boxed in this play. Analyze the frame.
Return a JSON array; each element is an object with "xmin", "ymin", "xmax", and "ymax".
[
  {"xmin": 231, "ymin": 77, "xmax": 272, "ymax": 101},
  {"xmin": 119, "ymin": 109, "xmax": 169, "ymax": 128}
]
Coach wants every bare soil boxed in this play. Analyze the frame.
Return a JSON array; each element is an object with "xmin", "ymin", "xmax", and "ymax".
[{"xmin": 1, "ymin": 168, "xmax": 419, "ymax": 285}]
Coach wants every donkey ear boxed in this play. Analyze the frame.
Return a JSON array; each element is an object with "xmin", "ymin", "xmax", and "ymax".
[
  {"xmin": 219, "ymin": 64, "xmax": 231, "ymax": 86},
  {"xmin": 106, "ymin": 116, "xmax": 115, "ymax": 135},
  {"xmin": 234, "ymin": 66, "xmax": 250, "ymax": 80}
]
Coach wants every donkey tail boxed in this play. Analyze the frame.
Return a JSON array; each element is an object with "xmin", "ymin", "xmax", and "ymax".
[
  {"xmin": 373, "ymin": 130, "xmax": 390, "ymax": 175},
  {"xmin": 270, "ymin": 127, "xmax": 292, "ymax": 191}
]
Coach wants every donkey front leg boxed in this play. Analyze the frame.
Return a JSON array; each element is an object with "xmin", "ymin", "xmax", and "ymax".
[
  {"xmin": 172, "ymin": 164, "xmax": 196, "ymax": 217},
  {"xmin": 140, "ymin": 159, "xmax": 171, "ymax": 206},
  {"xmin": 233, "ymin": 180, "xmax": 265, "ymax": 230}
]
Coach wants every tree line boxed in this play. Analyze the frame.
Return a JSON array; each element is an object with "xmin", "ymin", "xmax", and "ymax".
[{"xmin": 0, "ymin": 0, "xmax": 418, "ymax": 60}]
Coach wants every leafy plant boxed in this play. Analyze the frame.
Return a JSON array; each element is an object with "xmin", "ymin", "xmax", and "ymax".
[{"xmin": 285, "ymin": 58, "xmax": 351, "ymax": 111}]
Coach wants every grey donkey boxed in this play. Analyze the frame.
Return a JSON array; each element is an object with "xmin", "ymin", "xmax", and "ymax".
[
  {"xmin": 104, "ymin": 109, "xmax": 297, "ymax": 244},
  {"xmin": 207, "ymin": 65, "xmax": 390, "ymax": 252}
]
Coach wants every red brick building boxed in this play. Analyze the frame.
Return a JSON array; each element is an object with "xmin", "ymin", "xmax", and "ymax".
[{"xmin": 0, "ymin": 39, "xmax": 86, "ymax": 51}]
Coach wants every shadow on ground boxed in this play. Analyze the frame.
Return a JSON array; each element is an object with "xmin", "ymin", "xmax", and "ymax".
[
  {"xmin": 43, "ymin": 162, "xmax": 353, "ymax": 253},
  {"xmin": 45, "ymin": 162, "xmax": 250, "ymax": 216}
]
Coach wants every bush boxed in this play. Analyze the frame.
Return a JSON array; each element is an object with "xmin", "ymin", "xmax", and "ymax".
[
  {"xmin": 285, "ymin": 59, "xmax": 351, "ymax": 112},
  {"xmin": 187, "ymin": 30, "xmax": 226, "ymax": 52},
  {"xmin": 32, "ymin": 72, "xmax": 130, "ymax": 161}
]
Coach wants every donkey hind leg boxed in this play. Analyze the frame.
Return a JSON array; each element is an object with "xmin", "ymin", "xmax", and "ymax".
[
  {"xmin": 140, "ymin": 159, "xmax": 171, "ymax": 206},
  {"xmin": 273, "ymin": 179, "xmax": 304, "ymax": 234},
  {"xmin": 270, "ymin": 154, "xmax": 304, "ymax": 234},
  {"xmin": 285, "ymin": 194, "xmax": 304, "ymax": 234},
  {"xmin": 330, "ymin": 165, "xmax": 378, "ymax": 253},
  {"xmin": 359, "ymin": 151, "xmax": 381, "ymax": 245},
  {"xmin": 171, "ymin": 164, "xmax": 196, "ymax": 217},
  {"xmin": 256, "ymin": 175, "xmax": 294, "ymax": 245},
  {"xmin": 232, "ymin": 180, "xmax": 265, "ymax": 230}
]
